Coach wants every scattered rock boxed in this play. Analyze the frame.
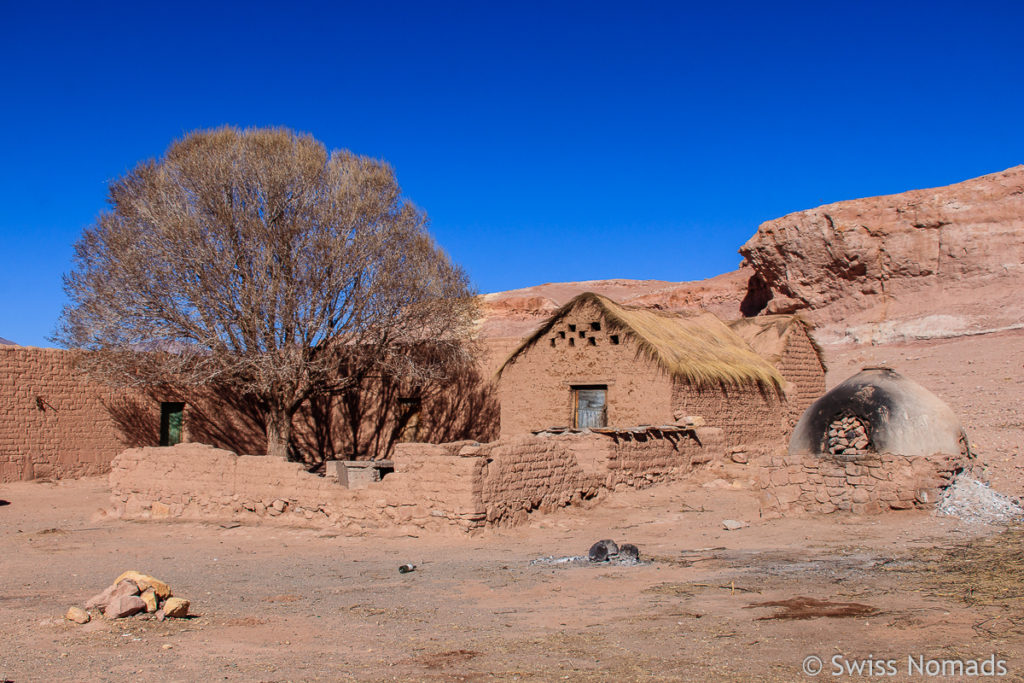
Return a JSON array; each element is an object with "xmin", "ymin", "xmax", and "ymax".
[
  {"xmin": 162, "ymin": 597, "xmax": 190, "ymax": 618},
  {"xmin": 722, "ymin": 519, "xmax": 749, "ymax": 531},
  {"xmin": 104, "ymin": 595, "xmax": 147, "ymax": 619},
  {"xmin": 65, "ymin": 606, "xmax": 90, "ymax": 624},
  {"xmin": 398, "ymin": 564, "xmax": 416, "ymax": 574}
]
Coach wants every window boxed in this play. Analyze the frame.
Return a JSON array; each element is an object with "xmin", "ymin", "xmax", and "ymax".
[
  {"xmin": 572, "ymin": 386, "xmax": 607, "ymax": 429},
  {"xmin": 159, "ymin": 402, "xmax": 185, "ymax": 446},
  {"xmin": 588, "ymin": 337, "xmax": 597, "ymax": 346},
  {"xmin": 568, "ymin": 324, "xmax": 576, "ymax": 332},
  {"xmin": 610, "ymin": 335, "xmax": 620, "ymax": 345},
  {"xmin": 590, "ymin": 321, "xmax": 601, "ymax": 331}
]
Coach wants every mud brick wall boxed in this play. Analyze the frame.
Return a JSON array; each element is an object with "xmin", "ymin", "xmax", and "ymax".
[
  {"xmin": 463, "ymin": 435, "xmax": 601, "ymax": 527},
  {"xmin": 756, "ymin": 451, "xmax": 967, "ymax": 517},
  {"xmin": 672, "ymin": 382, "xmax": 786, "ymax": 450},
  {"xmin": 498, "ymin": 300, "xmax": 674, "ymax": 437},
  {"xmin": 602, "ymin": 427, "xmax": 722, "ymax": 488},
  {"xmin": 776, "ymin": 325, "xmax": 826, "ymax": 422},
  {"xmin": 463, "ymin": 427, "xmax": 724, "ymax": 527},
  {"xmin": 109, "ymin": 442, "xmax": 485, "ymax": 533},
  {"xmin": 0, "ymin": 347, "xmax": 153, "ymax": 482},
  {"xmin": 110, "ymin": 427, "xmax": 727, "ymax": 532}
]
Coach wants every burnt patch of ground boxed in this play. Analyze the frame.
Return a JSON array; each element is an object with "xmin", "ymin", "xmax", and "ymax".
[{"xmin": 745, "ymin": 596, "xmax": 879, "ymax": 620}]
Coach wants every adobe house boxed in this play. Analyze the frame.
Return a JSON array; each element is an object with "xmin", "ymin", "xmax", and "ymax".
[
  {"xmin": 727, "ymin": 315, "xmax": 826, "ymax": 421},
  {"xmin": 496, "ymin": 293, "xmax": 788, "ymax": 447}
]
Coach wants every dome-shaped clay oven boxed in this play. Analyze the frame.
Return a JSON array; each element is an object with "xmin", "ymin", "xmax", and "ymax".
[{"xmin": 789, "ymin": 367, "xmax": 966, "ymax": 458}]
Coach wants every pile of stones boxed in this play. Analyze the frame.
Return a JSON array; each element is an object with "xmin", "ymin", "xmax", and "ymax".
[
  {"xmin": 65, "ymin": 571, "xmax": 190, "ymax": 624},
  {"xmin": 825, "ymin": 415, "xmax": 872, "ymax": 457}
]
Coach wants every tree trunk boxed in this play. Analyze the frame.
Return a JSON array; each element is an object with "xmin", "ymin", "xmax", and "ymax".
[{"xmin": 265, "ymin": 407, "xmax": 292, "ymax": 459}]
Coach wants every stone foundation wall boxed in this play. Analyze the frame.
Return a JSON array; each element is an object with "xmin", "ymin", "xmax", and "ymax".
[
  {"xmin": 756, "ymin": 450, "xmax": 967, "ymax": 517},
  {"xmin": 110, "ymin": 427, "xmax": 725, "ymax": 532}
]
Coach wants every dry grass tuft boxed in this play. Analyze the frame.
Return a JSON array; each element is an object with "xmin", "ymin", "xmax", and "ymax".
[{"xmin": 891, "ymin": 526, "xmax": 1024, "ymax": 633}]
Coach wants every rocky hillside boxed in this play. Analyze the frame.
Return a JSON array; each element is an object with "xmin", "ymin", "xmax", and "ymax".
[
  {"xmin": 740, "ymin": 166, "xmax": 1024, "ymax": 344},
  {"xmin": 479, "ymin": 166, "xmax": 1024, "ymax": 348},
  {"xmin": 478, "ymin": 269, "xmax": 752, "ymax": 340}
]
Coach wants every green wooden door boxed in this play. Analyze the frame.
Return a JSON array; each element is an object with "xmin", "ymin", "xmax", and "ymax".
[{"xmin": 160, "ymin": 402, "xmax": 185, "ymax": 446}]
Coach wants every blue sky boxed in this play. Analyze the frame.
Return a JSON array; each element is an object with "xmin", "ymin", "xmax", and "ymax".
[{"xmin": 2, "ymin": 1, "xmax": 1022, "ymax": 347}]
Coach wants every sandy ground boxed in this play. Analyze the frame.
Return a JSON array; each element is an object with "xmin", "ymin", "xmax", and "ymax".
[{"xmin": 2, "ymin": 330, "xmax": 1022, "ymax": 682}]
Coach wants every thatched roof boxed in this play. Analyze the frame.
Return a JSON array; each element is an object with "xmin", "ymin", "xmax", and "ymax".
[
  {"xmin": 498, "ymin": 292, "xmax": 783, "ymax": 390},
  {"xmin": 728, "ymin": 315, "xmax": 826, "ymax": 371}
]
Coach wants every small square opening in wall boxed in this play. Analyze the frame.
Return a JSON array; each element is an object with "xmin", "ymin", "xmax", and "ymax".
[
  {"xmin": 610, "ymin": 335, "xmax": 620, "ymax": 345},
  {"xmin": 590, "ymin": 321, "xmax": 601, "ymax": 331},
  {"xmin": 550, "ymin": 337, "xmax": 556, "ymax": 347},
  {"xmin": 578, "ymin": 330, "xmax": 586, "ymax": 338},
  {"xmin": 568, "ymin": 324, "xmax": 576, "ymax": 332},
  {"xmin": 588, "ymin": 337, "xmax": 597, "ymax": 346},
  {"xmin": 568, "ymin": 337, "xmax": 575, "ymax": 346},
  {"xmin": 558, "ymin": 330, "xmax": 566, "ymax": 339}
]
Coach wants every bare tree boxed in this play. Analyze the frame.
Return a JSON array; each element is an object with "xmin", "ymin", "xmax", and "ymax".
[{"xmin": 56, "ymin": 126, "xmax": 477, "ymax": 458}]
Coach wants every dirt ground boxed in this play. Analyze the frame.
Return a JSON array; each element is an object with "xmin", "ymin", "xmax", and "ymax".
[{"xmin": 2, "ymin": 331, "xmax": 1022, "ymax": 682}]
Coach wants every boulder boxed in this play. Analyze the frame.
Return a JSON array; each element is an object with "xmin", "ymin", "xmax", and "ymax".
[
  {"xmin": 140, "ymin": 588, "xmax": 158, "ymax": 613},
  {"xmin": 111, "ymin": 578, "xmax": 141, "ymax": 599},
  {"xmin": 162, "ymin": 597, "xmax": 190, "ymax": 618},
  {"xmin": 114, "ymin": 571, "xmax": 171, "ymax": 599},
  {"xmin": 84, "ymin": 584, "xmax": 118, "ymax": 611},
  {"xmin": 104, "ymin": 595, "xmax": 146, "ymax": 619}
]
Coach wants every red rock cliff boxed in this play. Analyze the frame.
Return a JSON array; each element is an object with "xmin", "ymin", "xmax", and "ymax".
[{"xmin": 739, "ymin": 166, "xmax": 1024, "ymax": 344}]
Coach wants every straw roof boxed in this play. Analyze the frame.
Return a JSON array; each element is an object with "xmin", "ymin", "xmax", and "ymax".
[
  {"xmin": 728, "ymin": 315, "xmax": 826, "ymax": 371},
  {"xmin": 498, "ymin": 292, "xmax": 783, "ymax": 390}
]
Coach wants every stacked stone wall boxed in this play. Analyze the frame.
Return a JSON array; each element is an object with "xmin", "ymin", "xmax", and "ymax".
[{"xmin": 756, "ymin": 450, "xmax": 967, "ymax": 517}]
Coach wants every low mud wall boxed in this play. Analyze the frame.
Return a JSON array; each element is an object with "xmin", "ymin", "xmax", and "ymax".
[
  {"xmin": 109, "ymin": 443, "xmax": 484, "ymax": 533},
  {"xmin": 756, "ymin": 451, "xmax": 967, "ymax": 517},
  {"xmin": 110, "ymin": 427, "xmax": 725, "ymax": 532}
]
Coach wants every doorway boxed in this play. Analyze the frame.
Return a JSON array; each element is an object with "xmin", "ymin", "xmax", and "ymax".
[{"xmin": 160, "ymin": 402, "xmax": 185, "ymax": 446}]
